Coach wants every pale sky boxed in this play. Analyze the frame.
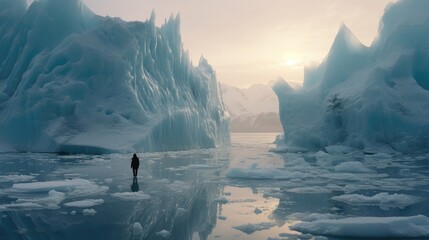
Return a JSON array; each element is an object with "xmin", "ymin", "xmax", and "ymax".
[{"xmin": 83, "ymin": 0, "xmax": 394, "ymax": 88}]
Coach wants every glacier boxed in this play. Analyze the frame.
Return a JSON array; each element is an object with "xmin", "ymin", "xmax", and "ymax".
[
  {"xmin": 0, "ymin": 0, "xmax": 229, "ymax": 153},
  {"xmin": 273, "ymin": 0, "xmax": 429, "ymax": 153}
]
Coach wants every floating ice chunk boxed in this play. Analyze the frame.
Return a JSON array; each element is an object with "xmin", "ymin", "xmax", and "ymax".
[
  {"xmin": 290, "ymin": 215, "xmax": 429, "ymax": 238},
  {"xmin": 156, "ymin": 230, "xmax": 171, "ymax": 238},
  {"xmin": 288, "ymin": 186, "xmax": 331, "ymax": 194},
  {"xmin": 9, "ymin": 179, "xmax": 108, "ymax": 198},
  {"xmin": 132, "ymin": 222, "xmax": 143, "ymax": 236},
  {"xmin": 176, "ymin": 208, "xmax": 186, "ymax": 217},
  {"xmin": 70, "ymin": 211, "xmax": 76, "ymax": 215},
  {"xmin": 233, "ymin": 222, "xmax": 276, "ymax": 234},
  {"xmin": 332, "ymin": 192, "xmax": 421, "ymax": 210},
  {"xmin": 288, "ymin": 213, "xmax": 340, "ymax": 222},
  {"xmin": 104, "ymin": 178, "xmax": 113, "ymax": 184},
  {"xmin": 334, "ymin": 161, "xmax": 373, "ymax": 173},
  {"xmin": 0, "ymin": 175, "xmax": 35, "ymax": 183},
  {"xmin": 111, "ymin": 191, "xmax": 150, "ymax": 201},
  {"xmin": 82, "ymin": 208, "xmax": 97, "ymax": 216},
  {"xmin": 64, "ymin": 199, "xmax": 104, "ymax": 208},
  {"xmin": 0, "ymin": 190, "xmax": 65, "ymax": 211},
  {"xmin": 322, "ymin": 172, "xmax": 388, "ymax": 181}
]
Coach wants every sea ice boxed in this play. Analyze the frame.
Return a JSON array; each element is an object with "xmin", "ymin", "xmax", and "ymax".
[
  {"xmin": 334, "ymin": 161, "xmax": 373, "ymax": 173},
  {"xmin": 291, "ymin": 215, "xmax": 429, "ymax": 238},
  {"xmin": 0, "ymin": 174, "xmax": 35, "ymax": 183},
  {"xmin": 64, "ymin": 199, "xmax": 104, "ymax": 208},
  {"xmin": 82, "ymin": 208, "xmax": 97, "ymax": 216},
  {"xmin": 233, "ymin": 222, "xmax": 276, "ymax": 234},
  {"xmin": 0, "ymin": 190, "xmax": 65, "ymax": 211},
  {"xmin": 132, "ymin": 222, "xmax": 143, "ymax": 236},
  {"xmin": 8, "ymin": 179, "xmax": 108, "ymax": 197},
  {"xmin": 332, "ymin": 192, "xmax": 421, "ymax": 210},
  {"xmin": 156, "ymin": 230, "xmax": 171, "ymax": 238},
  {"xmin": 111, "ymin": 191, "xmax": 150, "ymax": 201}
]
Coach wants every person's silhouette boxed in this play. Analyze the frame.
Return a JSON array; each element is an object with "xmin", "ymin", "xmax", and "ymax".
[
  {"xmin": 131, "ymin": 177, "xmax": 139, "ymax": 192},
  {"xmin": 131, "ymin": 153, "xmax": 140, "ymax": 177}
]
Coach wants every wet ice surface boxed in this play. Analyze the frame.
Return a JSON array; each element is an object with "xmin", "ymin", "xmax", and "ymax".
[{"xmin": 0, "ymin": 133, "xmax": 429, "ymax": 239}]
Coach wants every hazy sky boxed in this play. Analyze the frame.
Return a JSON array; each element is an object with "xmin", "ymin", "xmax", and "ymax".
[{"xmin": 83, "ymin": 0, "xmax": 394, "ymax": 88}]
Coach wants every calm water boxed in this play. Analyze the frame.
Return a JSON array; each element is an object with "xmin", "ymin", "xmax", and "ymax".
[{"xmin": 0, "ymin": 133, "xmax": 428, "ymax": 240}]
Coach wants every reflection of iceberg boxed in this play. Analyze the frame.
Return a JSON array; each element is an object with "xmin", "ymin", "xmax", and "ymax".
[
  {"xmin": 273, "ymin": 0, "xmax": 429, "ymax": 153},
  {"xmin": 132, "ymin": 185, "xmax": 219, "ymax": 240},
  {"xmin": 0, "ymin": 0, "xmax": 229, "ymax": 153}
]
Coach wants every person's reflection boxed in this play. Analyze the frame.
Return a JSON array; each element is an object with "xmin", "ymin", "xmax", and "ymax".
[{"xmin": 131, "ymin": 177, "xmax": 139, "ymax": 192}]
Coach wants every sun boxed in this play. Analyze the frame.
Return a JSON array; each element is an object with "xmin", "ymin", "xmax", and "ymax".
[{"xmin": 286, "ymin": 59, "xmax": 295, "ymax": 66}]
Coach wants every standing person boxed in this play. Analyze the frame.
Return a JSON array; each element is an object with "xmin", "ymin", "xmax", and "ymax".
[{"xmin": 131, "ymin": 153, "xmax": 140, "ymax": 177}]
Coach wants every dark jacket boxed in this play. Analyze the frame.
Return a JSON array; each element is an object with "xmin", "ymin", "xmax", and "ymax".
[{"xmin": 131, "ymin": 155, "xmax": 140, "ymax": 169}]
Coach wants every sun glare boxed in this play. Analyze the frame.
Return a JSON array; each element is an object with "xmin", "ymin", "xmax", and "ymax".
[{"xmin": 286, "ymin": 59, "xmax": 295, "ymax": 66}]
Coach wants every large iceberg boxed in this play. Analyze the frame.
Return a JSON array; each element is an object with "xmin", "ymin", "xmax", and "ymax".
[
  {"xmin": 0, "ymin": 0, "xmax": 229, "ymax": 153},
  {"xmin": 273, "ymin": 0, "xmax": 429, "ymax": 153}
]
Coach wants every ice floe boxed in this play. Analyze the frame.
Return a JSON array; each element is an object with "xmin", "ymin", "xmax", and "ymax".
[
  {"xmin": 332, "ymin": 192, "xmax": 421, "ymax": 210},
  {"xmin": 233, "ymin": 222, "xmax": 276, "ymax": 234},
  {"xmin": 291, "ymin": 215, "xmax": 429, "ymax": 238},
  {"xmin": 111, "ymin": 191, "xmax": 150, "ymax": 201},
  {"xmin": 64, "ymin": 199, "xmax": 104, "ymax": 208}
]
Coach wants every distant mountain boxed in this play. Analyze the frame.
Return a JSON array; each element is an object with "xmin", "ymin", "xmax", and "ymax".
[{"xmin": 221, "ymin": 84, "xmax": 282, "ymax": 133}]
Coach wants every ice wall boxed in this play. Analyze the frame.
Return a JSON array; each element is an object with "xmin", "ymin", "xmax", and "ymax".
[
  {"xmin": 273, "ymin": 0, "xmax": 429, "ymax": 153},
  {"xmin": 0, "ymin": 0, "xmax": 229, "ymax": 153}
]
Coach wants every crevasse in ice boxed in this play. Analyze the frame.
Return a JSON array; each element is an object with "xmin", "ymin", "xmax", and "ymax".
[
  {"xmin": 0, "ymin": 0, "xmax": 230, "ymax": 153},
  {"xmin": 273, "ymin": 0, "xmax": 429, "ymax": 153}
]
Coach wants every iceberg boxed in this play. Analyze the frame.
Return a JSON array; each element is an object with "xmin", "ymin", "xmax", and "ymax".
[
  {"xmin": 0, "ymin": 0, "xmax": 229, "ymax": 153},
  {"xmin": 273, "ymin": 0, "xmax": 429, "ymax": 153}
]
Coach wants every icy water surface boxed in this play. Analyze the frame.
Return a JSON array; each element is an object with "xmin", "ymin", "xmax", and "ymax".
[{"xmin": 0, "ymin": 133, "xmax": 429, "ymax": 239}]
